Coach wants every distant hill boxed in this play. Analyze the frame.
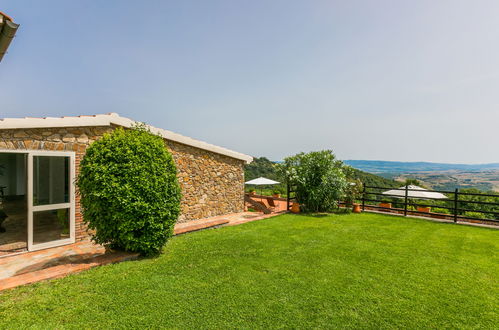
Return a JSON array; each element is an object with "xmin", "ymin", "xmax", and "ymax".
[
  {"xmin": 344, "ymin": 160, "xmax": 499, "ymax": 173},
  {"xmin": 344, "ymin": 160, "xmax": 499, "ymax": 192},
  {"xmin": 348, "ymin": 168, "xmax": 399, "ymax": 188}
]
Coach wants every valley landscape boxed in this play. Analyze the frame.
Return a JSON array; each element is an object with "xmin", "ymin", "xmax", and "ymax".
[{"xmin": 345, "ymin": 160, "xmax": 499, "ymax": 192}]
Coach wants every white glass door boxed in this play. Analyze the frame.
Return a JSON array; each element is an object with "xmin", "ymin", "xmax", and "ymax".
[{"xmin": 27, "ymin": 151, "xmax": 75, "ymax": 251}]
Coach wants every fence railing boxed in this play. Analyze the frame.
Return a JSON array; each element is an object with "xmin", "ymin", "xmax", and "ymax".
[
  {"xmin": 286, "ymin": 183, "xmax": 297, "ymax": 211},
  {"xmin": 361, "ymin": 186, "xmax": 499, "ymax": 224}
]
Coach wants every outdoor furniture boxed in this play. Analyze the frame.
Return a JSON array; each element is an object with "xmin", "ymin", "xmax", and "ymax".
[
  {"xmin": 245, "ymin": 177, "xmax": 280, "ymax": 203},
  {"xmin": 266, "ymin": 197, "xmax": 278, "ymax": 212},
  {"xmin": 244, "ymin": 194, "xmax": 272, "ymax": 214},
  {"xmin": 382, "ymin": 185, "xmax": 447, "ymax": 199},
  {"xmin": 380, "ymin": 185, "xmax": 446, "ymax": 216}
]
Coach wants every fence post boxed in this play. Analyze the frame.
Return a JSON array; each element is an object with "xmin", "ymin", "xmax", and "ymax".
[
  {"xmin": 361, "ymin": 185, "xmax": 366, "ymax": 211},
  {"xmin": 286, "ymin": 181, "xmax": 290, "ymax": 211},
  {"xmin": 453, "ymin": 188, "xmax": 459, "ymax": 223},
  {"xmin": 404, "ymin": 185, "xmax": 408, "ymax": 216}
]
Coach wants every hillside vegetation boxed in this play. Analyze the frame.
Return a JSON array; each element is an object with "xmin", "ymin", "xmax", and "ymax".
[
  {"xmin": 245, "ymin": 157, "xmax": 399, "ymax": 195},
  {"xmin": 244, "ymin": 157, "xmax": 286, "ymax": 195},
  {"xmin": 349, "ymin": 168, "xmax": 399, "ymax": 188}
]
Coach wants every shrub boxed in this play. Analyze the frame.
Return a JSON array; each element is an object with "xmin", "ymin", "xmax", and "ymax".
[
  {"xmin": 463, "ymin": 211, "xmax": 485, "ymax": 219},
  {"xmin": 432, "ymin": 207, "xmax": 451, "ymax": 214},
  {"xmin": 336, "ymin": 207, "xmax": 352, "ymax": 214},
  {"xmin": 77, "ymin": 125, "xmax": 181, "ymax": 256},
  {"xmin": 280, "ymin": 150, "xmax": 347, "ymax": 212}
]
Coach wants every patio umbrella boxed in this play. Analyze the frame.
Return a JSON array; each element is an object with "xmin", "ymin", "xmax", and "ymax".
[
  {"xmin": 245, "ymin": 177, "xmax": 280, "ymax": 200},
  {"xmin": 382, "ymin": 185, "xmax": 448, "ymax": 200}
]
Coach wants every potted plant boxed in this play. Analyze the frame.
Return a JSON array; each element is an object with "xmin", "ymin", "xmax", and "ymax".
[
  {"xmin": 272, "ymin": 190, "xmax": 281, "ymax": 198},
  {"xmin": 345, "ymin": 179, "xmax": 363, "ymax": 213},
  {"xmin": 379, "ymin": 198, "xmax": 392, "ymax": 209},
  {"xmin": 248, "ymin": 188, "xmax": 256, "ymax": 196},
  {"xmin": 417, "ymin": 204, "xmax": 431, "ymax": 213},
  {"xmin": 291, "ymin": 202, "xmax": 300, "ymax": 213}
]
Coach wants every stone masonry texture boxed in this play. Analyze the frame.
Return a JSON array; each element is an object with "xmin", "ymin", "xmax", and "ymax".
[{"xmin": 0, "ymin": 126, "xmax": 245, "ymax": 241}]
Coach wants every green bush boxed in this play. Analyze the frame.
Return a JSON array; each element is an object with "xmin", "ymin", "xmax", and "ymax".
[
  {"xmin": 432, "ymin": 207, "xmax": 451, "ymax": 214},
  {"xmin": 463, "ymin": 211, "xmax": 485, "ymax": 219},
  {"xmin": 336, "ymin": 207, "xmax": 352, "ymax": 214},
  {"xmin": 280, "ymin": 150, "xmax": 347, "ymax": 212},
  {"xmin": 77, "ymin": 125, "xmax": 181, "ymax": 256}
]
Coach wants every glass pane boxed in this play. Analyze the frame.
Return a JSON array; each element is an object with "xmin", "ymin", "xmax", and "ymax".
[
  {"xmin": 33, "ymin": 208, "xmax": 70, "ymax": 244},
  {"xmin": 33, "ymin": 156, "xmax": 69, "ymax": 206},
  {"xmin": 0, "ymin": 153, "xmax": 28, "ymax": 256}
]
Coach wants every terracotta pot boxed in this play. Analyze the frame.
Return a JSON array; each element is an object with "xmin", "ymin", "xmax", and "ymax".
[
  {"xmin": 379, "ymin": 202, "xmax": 392, "ymax": 209},
  {"xmin": 417, "ymin": 206, "xmax": 431, "ymax": 213},
  {"xmin": 273, "ymin": 193, "xmax": 281, "ymax": 198},
  {"xmin": 352, "ymin": 203, "xmax": 361, "ymax": 213},
  {"xmin": 291, "ymin": 202, "xmax": 300, "ymax": 213},
  {"xmin": 249, "ymin": 191, "xmax": 256, "ymax": 196}
]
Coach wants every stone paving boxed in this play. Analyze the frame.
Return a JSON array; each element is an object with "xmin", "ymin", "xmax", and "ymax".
[{"xmin": 0, "ymin": 240, "xmax": 106, "ymax": 281}]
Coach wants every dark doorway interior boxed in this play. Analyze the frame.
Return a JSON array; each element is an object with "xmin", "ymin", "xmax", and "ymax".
[{"xmin": 0, "ymin": 153, "xmax": 27, "ymax": 256}]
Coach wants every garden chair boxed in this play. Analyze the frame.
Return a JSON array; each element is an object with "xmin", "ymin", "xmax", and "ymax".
[{"xmin": 266, "ymin": 197, "xmax": 278, "ymax": 212}]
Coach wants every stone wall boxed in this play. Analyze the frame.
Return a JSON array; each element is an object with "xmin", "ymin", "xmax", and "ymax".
[
  {"xmin": 167, "ymin": 140, "xmax": 245, "ymax": 222},
  {"xmin": 0, "ymin": 126, "xmax": 246, "ymax": 239}
]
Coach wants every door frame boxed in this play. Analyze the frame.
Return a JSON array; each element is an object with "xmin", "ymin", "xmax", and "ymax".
[{"xmin": 0, "ymin": 149, "xmax": 76, "ymax": 252}]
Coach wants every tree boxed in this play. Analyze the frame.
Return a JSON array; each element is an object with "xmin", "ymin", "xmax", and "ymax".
[
  {"xmin": 280, "ymin": 150, "xmax": 347, "ymax": 212},
  {"xmin": 244, "ymin": 157, "xmax": 281, "ymax": 181},
  {"xmin": 77, "ymin": 125, "xmax": 181, "ymax": 256},
  {"xmin": 342, "ymin": 165, "xmax": 364, "ymax": 206},
  {"xmin": 403, "ymin": 178, "xmax": 422, "ymax": 187},
  {"xmin": 244, "ymin": 157, "xmax": 286, "ymax": 195}
]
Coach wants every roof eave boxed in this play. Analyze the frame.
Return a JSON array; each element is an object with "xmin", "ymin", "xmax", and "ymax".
[{"xmin": 0, "ymin": 113, "xmax": 253, "ymax": 163}]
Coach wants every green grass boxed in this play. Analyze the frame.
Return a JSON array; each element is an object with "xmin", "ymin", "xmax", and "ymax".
[{"xmin": 1, "ymin": 213, "xmax": 498, "ymax": 329}]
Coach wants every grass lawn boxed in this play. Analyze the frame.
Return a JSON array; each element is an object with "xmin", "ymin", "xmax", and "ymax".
[{"xmin": 0, "ymin": 213, "xmax": 498, "ymax": 329}]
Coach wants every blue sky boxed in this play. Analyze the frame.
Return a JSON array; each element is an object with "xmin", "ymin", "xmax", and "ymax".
[{"xmin": 1, "ymin": 1, "xmax": 499, "ymax": 163}]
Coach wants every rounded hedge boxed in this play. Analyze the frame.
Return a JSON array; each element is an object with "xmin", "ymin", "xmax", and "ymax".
[{"xmin": 77, "ymin": 125, "xmax": 181, "ymax": 256}]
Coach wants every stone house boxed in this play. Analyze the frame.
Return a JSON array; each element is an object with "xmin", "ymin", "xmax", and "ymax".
[{"xmin": 0, "ymin": 113, "xmax": 252, "ymax": 256}]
